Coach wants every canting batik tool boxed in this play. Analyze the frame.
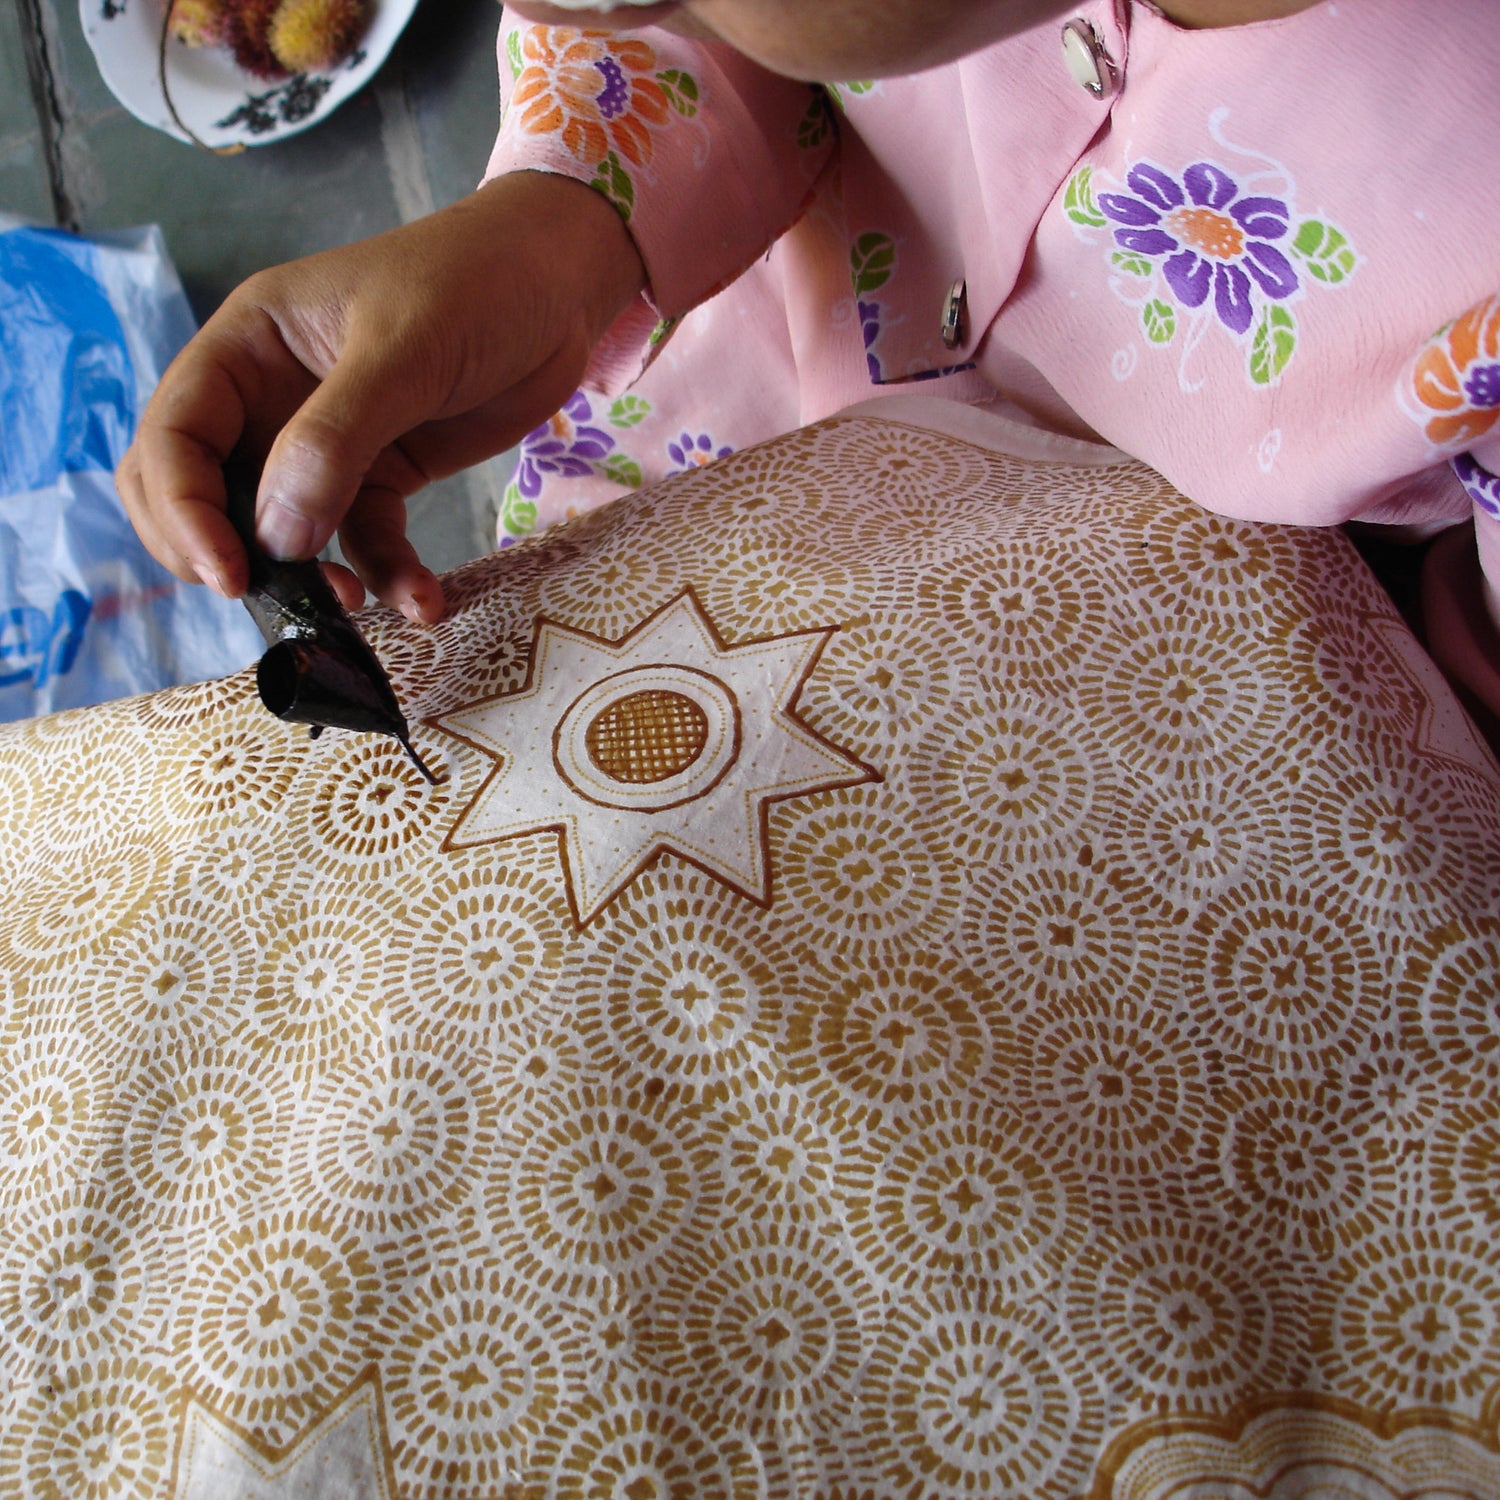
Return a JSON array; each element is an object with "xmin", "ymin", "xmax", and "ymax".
[{"xmin": 222, "ymin": 451, "xmax": 438, "ymax": 783}]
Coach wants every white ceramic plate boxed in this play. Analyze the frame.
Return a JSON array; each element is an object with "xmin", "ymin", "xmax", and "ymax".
[{"xmin": 80, "ymin": 0, "xmax": 419, "ymax": 149}]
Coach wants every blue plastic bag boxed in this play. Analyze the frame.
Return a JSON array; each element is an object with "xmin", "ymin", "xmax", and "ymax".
[{"xmin": 0, "ymin": 219, "xmax": 261, "ymax": 720}]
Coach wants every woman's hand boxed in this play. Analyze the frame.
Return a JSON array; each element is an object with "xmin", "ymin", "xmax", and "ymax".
[{"xmin": 116, "ymin": 170, "xmax": 645, "ymax": 622}]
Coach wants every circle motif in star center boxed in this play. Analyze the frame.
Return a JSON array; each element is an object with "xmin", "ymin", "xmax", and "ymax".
[
  {"xmin": 555, "ymin": 666, "xmax": 740, "ymax": 811},
  {"xmin": 587, "ymin": 689, "xmax": 710, "ymax": 784}
]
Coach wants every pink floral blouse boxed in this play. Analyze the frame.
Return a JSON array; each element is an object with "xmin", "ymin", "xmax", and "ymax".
[{"xmin": 483, "ymin": 0, "xmax": 1500, "ymax": 628}]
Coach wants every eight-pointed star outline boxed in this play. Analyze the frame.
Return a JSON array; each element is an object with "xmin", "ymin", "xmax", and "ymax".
[
  {"xmin": 433, "ymin": 589, "xmax": 878, "ymax": 925},
  {"xmin": 170, "ymin": 1368, "xmax": 397, "ymax": 1499}
]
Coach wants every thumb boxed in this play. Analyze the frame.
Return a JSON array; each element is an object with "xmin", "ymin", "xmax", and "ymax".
[{"xmin": 254, "ymin": 337, "xmax": 437, "ymax": 560}]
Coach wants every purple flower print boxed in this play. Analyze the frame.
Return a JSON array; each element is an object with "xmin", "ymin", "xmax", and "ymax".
[
  {"xmin": 515, "ymin": 391, "xmax": 614, "ymax": 499},
  {"xmin": 1464, "ymin": 362, "xmax": 1500, "ymax": 410},
  {"xmin": 859, "ymin": 298, "xmax": 883, "ymax": 382},
  {"xmin": 1098, "ymin": 161, "xmax": 1299, "ymax": 335},
  {"xmin": 595, "ymin": 55, "xmax": 629, "ymax": 120},
  {"xmin": 667, "ymin": 431, "xmax": 733, "ymax": 473},
  {"xmin": 1452, "ymin": 452, "xmax": 1500, "ymax": 520}
]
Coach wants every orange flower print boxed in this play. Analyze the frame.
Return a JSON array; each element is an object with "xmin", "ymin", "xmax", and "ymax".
[
  {"xmin": 513, "ymin": 28, "xmax": 671, "ymax": 169},
  {"xmin": 1403, "ymin": 293, "xmax": 1500, "ymax": 450}
]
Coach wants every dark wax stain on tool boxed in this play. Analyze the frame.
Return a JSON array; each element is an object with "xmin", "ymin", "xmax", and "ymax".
[{"xmin": 223, "ymin": 453, "xmax": 438, "ymax": 784}]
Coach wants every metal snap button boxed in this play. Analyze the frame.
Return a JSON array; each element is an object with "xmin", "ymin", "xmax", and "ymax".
[
  {"xmin": 941, "ymin": 278, "xmax": 967, "ymax": 350},
  {"xmin": 1061, "ymin": 18, "xmax": 1114, "ymax": 99}
]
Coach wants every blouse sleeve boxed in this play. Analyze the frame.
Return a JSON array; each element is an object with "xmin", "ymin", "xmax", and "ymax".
[
  {"xmin": 1438, "ymin": 442, "xmax": 1500, "ymax": 725},
  {"xmin": 484, "ymin": 18, "xmax": 836, "ymax": 393},
  {"xmin": 1398, "ymin": 290, "xmax": 1500, "ymax": 734}
]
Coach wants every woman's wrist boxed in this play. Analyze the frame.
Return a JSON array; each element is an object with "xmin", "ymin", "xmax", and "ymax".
[{"xmin": 478, "ymin": 169, "xmax": 649, "ymax": 350}]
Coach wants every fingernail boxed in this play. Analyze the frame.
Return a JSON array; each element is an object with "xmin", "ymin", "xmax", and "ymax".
[
  {"xmin": 407, "ymin": 573, "xmax": 444, "ymax": 625},
  {"xmin": 256, "ymin": 499, "xmax": 317, "ymax": 561},
  {"xmin": 195, "ymin": 559, "xmax": 231, "ymax": 598}
]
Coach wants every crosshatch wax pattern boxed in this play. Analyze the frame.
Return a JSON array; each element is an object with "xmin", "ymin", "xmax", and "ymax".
[{"xmin": 1, "ymin": 400, "xmax": 1499, "ymax": 1498}]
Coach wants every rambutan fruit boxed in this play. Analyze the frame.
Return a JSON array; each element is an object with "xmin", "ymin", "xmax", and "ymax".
[
  {"xmin": 268, "ymin": 0, "xmax": 373, "ymax": 74},
  {"xmin": 162, "ymin": 0, "xmax": 231, "ymax": 47},
  {"xmin": 224, "ymin": 0, "xmax": 289, "ymax": 79}
]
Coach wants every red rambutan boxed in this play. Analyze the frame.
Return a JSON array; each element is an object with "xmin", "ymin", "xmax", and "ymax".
[
  {"xmin": 224, "ymin": 0, "xmax": 288, "ymax": 79},
  {"xmin": 268, "ymin": 0, "xmax": 373, "ymax": 74},
  {"xmin": 160, "ymin": 0, "xmax": 232, "ymax": 47}
]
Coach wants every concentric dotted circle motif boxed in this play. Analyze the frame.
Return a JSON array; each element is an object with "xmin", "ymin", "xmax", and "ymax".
[
  {"xmin": 71, "ymin": 895, "xmax": 247, "ymax": 1061},
  {"xmin": 0, "ymin": 1354, "xmax": 177, "ymax": 1500},
  {"xmin": 1316, "ymin": 1222, "xmax": 1500, "ymax": 1409},
  {"xmin": 700, "ymin": 539, "xmax": 881, "ymax": 637},
  {"xmin": 0, "ymin": 1027, "xmax": 108, "ymax": 1212},
  {"xmin": 561, "ymin": 870, "xmax": 813, "ymax": 1061},
  {"xmin": 916, "ymin": 551, "xmax": 1114, "ymax": 697},
  {"xmin": 376, "ymin": 1254, "xmax": 570, "ymax": 1492},
  {"xmin": 100, "ymin": 1042, "xmax": 296, "ymax": 1234},
  {"xmin": 291, "ymin": 737, "xmax": 456, "ymax": 878},
  {"xmin": 1009, "ymin": 993, "xmax": 1210, "ymax": 1192},
  {"xmin": 1399, "ymin": 916, "xmax": 1500, "ymax": 1082},
  {"xmin": 289, "ymin": 1040, "xmax": 502, "ymax": 1240},
  {"xmin": 834, "ymin": 1101, "xmax": 1091, "ymax": 1296},
  {"xmin": 783, "ymin": 949, "xmax": 1008, "ymax": 1118},
  {"xmin": 234, "ymin": 892, "xmax": 400, "ymax": 1081},
  {"xmin": 4, "ymin": 410, "xmax": 1500, "ymax": 1494},
  {"xmin": 906, "ymin": 694, "xmax": 1117, "ymax": 864},
  {"xmin": 388, "ymin": 860, "xmax": 574, "ymax": 1042},
  {"xmin": 485, "ymin": 1081, "xmax": 723, "ymax": 1300},
  {"xmin": 636, "ymin": 1220, "xmax": 878, "ymax": 1433},
  {"xmin": 0, "ymin": 1189, "xmax": 167, "ymax": 1368},
  {"xmin": 960, "ymin": 865, "xmax": 1172, "ymax": 1007},
  {"xmin": 775, "ymin": 785, "xmax": 963, "ymax": 959},
  {"xmin": 2, "ymin": 842, "xmax": 166, "ymax": 976},
  {"xmin": 528, "ymin": 1376, "xmax": 765, "ymax": 1498},
  {"xmin": 1121, "ymin": 506, "xmax": 1325, "ymax": 632},
  {"xmin": 157, "ymin": 724, "xmax": 300, "ymax": 828},
  {"xmin": 1064, "ymin": 1209, "xmax": 1314, "ymax": 1407},
  {"xmin": 28, "ymin": 706, "xmax": 151, "ymax": 857},
  {"xmin": 846, "ymin": 1293, "xmax": 1102, "ymax": 1498},
  {"xmin": 1201, "ymin": 1074, "xmax": 1400, "ymax": 1256},
  {"xmin": 1075, "ymin": 610, "xmax": 1288, "ymax": 775},
  {"xmin": 172, "ymin": 818, "xmax": 299, "ymax": 934},
  {"xmin": 171, "ymin": 1209, "xmax": 384, "ymax": 1445},
  {"xmin": 1181, "ymin": 878, "xmax": 1386, "ymax": 1072}
]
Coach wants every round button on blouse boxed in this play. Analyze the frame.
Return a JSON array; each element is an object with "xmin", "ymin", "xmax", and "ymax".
[
  {"xmin": 1061, "ymin": 18, "xmax": 1115, "ymax": 98},
  {"xmin": 940, "ymin": 278, "xmax": 967, "ymax": 349}
]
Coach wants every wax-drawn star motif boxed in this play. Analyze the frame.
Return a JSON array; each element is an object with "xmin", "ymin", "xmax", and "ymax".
[
  {"xmin": 434, "ymin": 590, "xmax": 877, "ymax": 924},
  {"xmin": 169, "ymin": 1368, "xmax": 397, "ymax": 1499}
]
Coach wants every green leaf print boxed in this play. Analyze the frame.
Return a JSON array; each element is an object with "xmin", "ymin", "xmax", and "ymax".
[
  {"xmin": 608, "ymin": 395, "xmax": 652, "ymax": 428},
  {"xmin": 590, "ymin": 151, "xmax": 635, "ymax": 221},
  {"xmin": 657, "ymin": 69, "xmax": 699, "ymax": 117},
  {"xmin": 602, "ymin": 454, "xmax": 643, "ymax": 488},
  {"xmin": 1110, "ymin": 250, "xmax": 1153, "ymax": 278},
  {"xmin": 797, "ymin": 93, "xmax": 832, "ymax": 150},
  {"xmin": 505, "ymin": 28, "xmax": 523, "ymax": 78},
  {"xmin": 648, "ymin": 316, "xmax": 677, "ymax": 348},
  {"xmin": 850, "ymin": 231, "xmax": 897, "ymax": 296},
  {"xmin": 1249, "ymin": 304, "xmax": 1297, "ymax": 385},
  {"xmin": 1064, "ymin": 167, "xmax": 1107, "ymax": 229},
  {"xmin": 500, "ymin": 481, "xmax": 536, "ymax": 539},
  {"xmin": 1142, "ymin": 299, "xmax": 1176, "ymax": 345},
  {"xmin": 823, "ymin": 81, "xmax": 873, "ymax": 110},
  {"xmin": 1290, "ymin": 219, "xmax": 1357, "ymax": 285}
]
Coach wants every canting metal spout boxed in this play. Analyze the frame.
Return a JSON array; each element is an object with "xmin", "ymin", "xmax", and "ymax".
[{"xmin": 223, "ymin": 452, "xmax": 437, "ymax": 784}]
